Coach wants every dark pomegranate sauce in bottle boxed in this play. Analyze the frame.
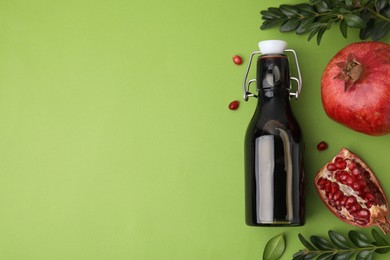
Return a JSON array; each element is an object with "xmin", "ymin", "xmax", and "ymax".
[{"xmin": 242, "ymin": 40, "xmax": 305, "ymax": 226}]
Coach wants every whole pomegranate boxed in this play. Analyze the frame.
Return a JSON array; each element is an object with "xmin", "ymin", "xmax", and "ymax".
[
  {"xmin": 315, "ymin": 148, "xmax": 390, "ymax": 234},
  {"xmin": 321, "ymin": 41, "xmax": 390, "ymax": 136}
]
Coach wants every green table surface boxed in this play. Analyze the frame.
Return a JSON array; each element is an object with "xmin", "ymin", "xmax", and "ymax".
[{"xmin": 0, "ymin": 0, "xmax": 389, "ymax": 259}]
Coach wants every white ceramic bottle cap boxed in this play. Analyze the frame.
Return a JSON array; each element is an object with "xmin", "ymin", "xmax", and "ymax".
[{"xmin": 258, "ymin": 40, "xmax": 287, "ymax": 55}]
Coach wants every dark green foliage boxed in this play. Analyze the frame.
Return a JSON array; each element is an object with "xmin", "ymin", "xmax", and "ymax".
[
  {"xmin": 293, "ymin": 229, "xmax": 390, "ymax": 259},
  {"xmin": 260, "ymin": 0, "xmax": 390, "ymax": 45}
]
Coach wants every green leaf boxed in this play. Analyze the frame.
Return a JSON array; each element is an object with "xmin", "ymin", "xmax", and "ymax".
[
  {"xmin": 328, "ymin": 230, "xmax": 351, "ymax": 250},
  {"xmin": 372, "ymin": 229, "xmax": 389, "ymax": 246},
  {"xmin": 316, "ymin": 27, "xmax": 327, "ymax": 45},
  {"xmin": 349, "ymin": 231, "xmax": 371, "ymax": 248},
  {"xmin": 332, "ymin": 251, "xmax": 355, "ymax": 260},
  {"xmin": 267, "ymin": 7, "xmax": 285, "ymax": 18},
  {"xmin": 344, "ymin": 14, "xmax": 367, "ymax": 28},
  {"xmin": 303, "ymin": 252, "xmax": 319, "ymax": 259},
  {"xmin": 310, "ymin": 235, "xmax": 335, "ymax": 250},
  {"xmin": 373, "ymin": 244, "xmax": 390, "ymax": 254},
  {"xmin": 295, "ymin": 3, "xmax": 316, "ymax": 15},
  {"xmin": 356, "ymin": 250, "xmax": 374, "ymax": 260},
  {"xmin": 280, "ymin": 18, "xmax": 301, "ymax": 32},
  {"xmin": 261, "ymin": 10, "xmax": 279, "ymax": 20},
  {"xmin": 279, "ymin": 4, "xmax": 300, "ymax": 16},
  {"xmin": 296, "ymin": 17, "xmax": 316, "ymax": 34},
  {"xmin": 376, "ymin": 0, "xmax": 387, "ymax": 10},
  {"xmin": 261, "ymin": 19, "xmax": 284, "ymax": 30},
  {"xmin": 263, "ymin": 233, "xmax": 286, "ymax": 260},
  {"xmin": 339, "ymin": 20, "xmax": 348, "ymax": 38},
  {"xmin": 317, "ymin": 252, "xmax": 334, "ymax": 260},
  {"xmin": 315, "ymin": 1, "xmax": 331, "ymax": 13},
  {"xmin": 298, "ymin": 233, "xmax": 317, "ymax": 250},
  {"xmin": 359, "ymin": 19, "xmax": 375, "ymax": 39},
  {"xmin": 293, "ymin": 250, "xmax": 306, "ymax": 259},
  {"xmin": 371, "ymin": 21, "xmax": 390, "ymax": 41},
  {"xmin": 307, "ymin": 27, "xmax": 320, "ymax": 41}
]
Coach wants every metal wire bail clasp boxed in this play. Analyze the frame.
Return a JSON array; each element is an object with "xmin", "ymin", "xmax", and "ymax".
[
  {"xmin": 242, "ymin": 40, "xmax": 303, "ymax": 101},
  {"xmin": 284, "ymin": 48, "xmax": 303, "ymax": 99},
  {"xmin": 242, "ymin": 51, "xmax": 261, "ymax": 101}
]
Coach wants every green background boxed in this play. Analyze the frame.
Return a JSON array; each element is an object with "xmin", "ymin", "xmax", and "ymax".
[{"xmin": 0, "ymin": 0, "xmax": 389, "ymax": 259}]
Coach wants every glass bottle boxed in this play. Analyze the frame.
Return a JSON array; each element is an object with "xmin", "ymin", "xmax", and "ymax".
[{"xmin": 242, "ymin": 40, "xmax": 305, "ymax": 226}]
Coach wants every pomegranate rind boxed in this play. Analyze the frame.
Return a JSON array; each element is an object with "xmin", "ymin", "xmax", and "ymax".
[
  {"xmin": 314, "ymin": 148, "xmax": 390, "ymax": 234},
  {"xmin": 321, "ymin": 41, "xmax": 390, "ymax": 136}
]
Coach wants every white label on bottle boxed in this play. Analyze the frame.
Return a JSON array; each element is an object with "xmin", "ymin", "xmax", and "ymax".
[{"xmin": 255, "ymin": 135, "xmax": 274, "ymax": 223}]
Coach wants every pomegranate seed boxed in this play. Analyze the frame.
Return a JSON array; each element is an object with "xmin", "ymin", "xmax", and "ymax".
[
  {"xmin": 317, "ymin": 177, "xmax": 326, "ymax": 185},
  {"xmin": 352, "ymin": 182, "xmax": 361, "ymax": 191},
  {"xmin": 346, "ymin": 197, "xmax": 357, "ymax": 208},
  {"xmin": 228, "ymin": 100, "xmax": 239, "ymax": 110},
  {"xmin": 349, "ymin": 203, "xmax": 362, "ymax": 213},
  {"xmin": 335, "ymin": 157, "xmax": 344, "ymax": 163},
  {"xmin": 352, "ymin": 168, "xmax": 361, "ymax": 176},
  {"xmin": 333, "ymin": 190, "xmax": 344, "ymax": 201},
  {"xmin": 355, "ymin": 208, "xmax": 370, "ymax": 219},
  {"xmin": 327, "ymin": 163, "xmax": 337, "ymax": 171},
  {"xmin": 232, "ymin": 55, "xmax": 243, "ymax": 65},
  {"xmin": 346, "ymin": 175, "xmax": 355, "ymax": 185},
  {"xmin": 365, "ymin": 193, "xmax": 376, "ymax": 202},
  {"xmin": 331, "ymin": 182, "xmax": 339, "ymax": 193},
  {"xmin": 325, "ymin": 183, "xmax": 332, "ymax": 193},
  {"xmin": 340, "ymin": 196, "xmax": 348, "ymax": 206},
  {"xmin": 336, "ymin": 160, "xmax": 347, "ymax": 170},
  {"xmin": 348, "ymin": 162, "xmax": 356, "ymax": 171},
  {"xmin": 317, "ymin": 141, "xmax": 328, "ymax": 151}
]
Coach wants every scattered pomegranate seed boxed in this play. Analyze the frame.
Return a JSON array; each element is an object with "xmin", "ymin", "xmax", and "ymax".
[
  {"xmin": 232, "ymin": 55, "xmax": 243, "ymax": 65},
  {"xmin": 228, "ymin": 100, "xmax": 240, "ymax": 110},
  {"xmin": 317, "ymin": 141, "xmax": 328, "ymax": 151}
]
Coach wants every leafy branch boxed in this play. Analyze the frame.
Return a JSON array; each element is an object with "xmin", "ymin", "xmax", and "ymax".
[
  {"xmin": 293, "ymin": 229, "xmax": 390, "ymax": 259},
  {"xmin": 260, "ymin": 0, "xmax": 390, "ymax": 45}
]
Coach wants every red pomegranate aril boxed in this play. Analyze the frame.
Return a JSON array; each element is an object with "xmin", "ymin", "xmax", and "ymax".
[
  {"xmin": 352, "ymin": 182, "xmax": 361, "ymax": 191},
  {"xmin": 349, "ymin": 203, "xmax": 362, "ymax": 213},
  {"xmin": 228, "ymin": 100, "xmax": 239, "ymax": 110},
  {"xmin": 333, "ymin": 190, "xmax": 344, "ymax": 201},
  {"xmin": 348, "ymin": 162, "xmax": 356, "ymax": 171},
  {"xmin": 366, "ymin": 201, "xmax": 374, "ymax": 208},
  {"xmin": 336, "ymin": 160, "xmax": 347, "ymax": 170},
  {"xmin": 345, "ymin": 196, "xmax": 357, "ymax": 208},
  {"xmin": 232, "ymin": 55, "xmax": 243, "ymax": 65},
  {"xmin": 317, "ymin": 177, "xmax": 326, "ymax": 188},
  {"xmin": 331, "ymin": 182, "xmax": 339, "ymax": 193},
  {"xmin": 315, "ymin": 148, "xmax": 390, "ymax": 234},
  {"xmin": 346, "ymin": 176, "xmax": 354, "ymax": 185},
  {"xmin": 327, "ymin": 163, "xmax": 337, "ymax": 171},
  {"xmin": 355, "ymin": 208, "xmax": 370, "ymax": 219},
  {"xmin": 365, "ymin": 193, "xmax": 376, "ymax": 202},
  {"xmin": 325, "ymin": 183, "xmax": 332, "ymax": 193},
  {"xmin": 317, "ymin": 141, "xmax": 328, "ymax": 151},
  {"xmin": 352, "ymin": 168, "xmax": 360, "ymax": 176},
  {"xmin": 340, "ymin": 196, "xmax": 348, "ymax": 206}
]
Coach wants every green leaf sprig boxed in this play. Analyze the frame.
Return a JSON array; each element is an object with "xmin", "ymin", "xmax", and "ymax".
[
  {"xmin": 293, "ymin": 229, "xmax": 390, "ymax": 259},
  {"xmin": 260, "ymin": 0, "xmax": 390, "ymax": 45}
]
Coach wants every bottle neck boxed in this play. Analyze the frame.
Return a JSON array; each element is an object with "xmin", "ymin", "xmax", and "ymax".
[{"xmin": 256, "ymin": 54, "xmax": 290, "ymax": 94}]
